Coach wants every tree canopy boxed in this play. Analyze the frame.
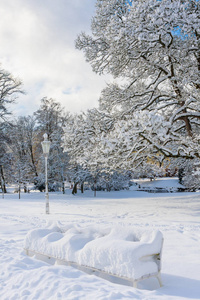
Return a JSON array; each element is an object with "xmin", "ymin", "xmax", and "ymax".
[{"xmin": 75, "ymin": 0, "xmax": 200, "ymax": 162}]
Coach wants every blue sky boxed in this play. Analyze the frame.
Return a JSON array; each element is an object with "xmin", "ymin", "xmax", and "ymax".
[{"xmin": 0, "ymin": 0, "xmax": 110, "ymax": 116}]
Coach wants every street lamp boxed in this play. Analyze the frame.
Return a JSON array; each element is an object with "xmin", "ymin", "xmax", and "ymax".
[{"xmin": 41, "ymin": 133, "xmax": 51, "ymax": 214}]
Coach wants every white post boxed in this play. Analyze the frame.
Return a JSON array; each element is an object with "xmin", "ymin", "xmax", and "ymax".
[
  {"xmin": 45, "ymin": 156, "xmax": 49, "ymax": 214},
  {"xmin": 41, "ymin": 133, "xmax": 51, "ymax": 215}
]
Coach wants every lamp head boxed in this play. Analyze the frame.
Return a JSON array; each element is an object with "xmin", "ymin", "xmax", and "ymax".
[{"xmin": 41, "ymin": 133, "xmax": 51, "ymax": 156}]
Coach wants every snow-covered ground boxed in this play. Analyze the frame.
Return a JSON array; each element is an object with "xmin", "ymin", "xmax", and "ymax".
[{"xmin": 0, "ymin": 178, "xmax": 200, "ymax": 300}]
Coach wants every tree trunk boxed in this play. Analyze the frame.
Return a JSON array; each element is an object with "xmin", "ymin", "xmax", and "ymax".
[
  {"xmin": 62, "ymin": 181, "xmax": 65, "ymax": 194},
  {"xmin": 0, "ymin": 165, "xmax": 7, "ymax": 193},
  {"xmin": 94, "ymin": 179, "xmax": 97, "ymax": 197},
  {"xmin": 72, "ymin": 182, "xmax": 78, "ymax": 195},
  {"xmin": 81, "ymin": 183, "xmax": 84, "ymax": 193},
  {"xmin": 24, "ymin": 184, "xmax": 27, "ymax": 193},
  {"xmin": 18, "ymin": 168, "xmax": 21, "ymax": 199},
  {"xmin": 31, "ymin": 150, "xmax": 38, "ymax": 177},
  {"xmin": 106, "ymin": 183, "xmax": 111, "ymax": 192}
]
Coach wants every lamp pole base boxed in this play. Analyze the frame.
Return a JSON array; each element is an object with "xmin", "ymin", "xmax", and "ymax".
[{"xmin": 45, "ymin": 194, "xmax": 49, "ymax": 214}]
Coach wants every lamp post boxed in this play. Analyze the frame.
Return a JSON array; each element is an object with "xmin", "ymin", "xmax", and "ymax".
[{"xmin": 41, "ymin": 133, "xmax": 51, "ymax": 214}]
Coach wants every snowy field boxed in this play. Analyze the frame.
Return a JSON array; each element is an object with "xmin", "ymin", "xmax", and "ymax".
[{"xmin": 0, "ymin": 179, "xmax": 200, "ymax": 300}]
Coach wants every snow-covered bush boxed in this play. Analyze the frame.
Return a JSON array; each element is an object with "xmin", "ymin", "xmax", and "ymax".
[
  {"xmin": 182, "ymin": 160, "xmax": 200, "ymax": 191},
  {"xmin": 34, "ymin": 175, "xmax": 61, "ymax": 192},
  {"xmin": 91, "ymin": 171, "xmax": 131, "ymax": 192}
]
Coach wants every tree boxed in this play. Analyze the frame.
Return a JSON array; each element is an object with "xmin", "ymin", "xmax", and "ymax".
[
  {"xmin": 6, "ymin": 116, "xmax": 38, "ymax": 193},
  {"xmin": 63, "ymin": 113, "xmax": 94, "ymax": 193},
  {"xmin": 63, "ymin": 108, "xmax": 137, "ymax": 193},
  {"xmin": 0, "ymin": 67, "xmax": 23, "ymax": 125},
  {"xmin": 0, "ymin": 68, "xmax": 23, "ymax": 192},
  {"xmin": 76, "ymin": 0, "xmax": 200, "ymax": 161},
  {"xmin": 35, "ymin": 98, "xmax": 70, "ymax": 193},
  {"xmin": 34, "ymin": 97, "xmax": 66, "ymax": 137},
  {"xmin": 0, "ymin": 143, "xmax": 11, "ymax": 194}
]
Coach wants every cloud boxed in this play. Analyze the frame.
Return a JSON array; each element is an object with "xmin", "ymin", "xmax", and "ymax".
[{"xmin": 0, "ymin": 0, "xmax": 111, "ymax": 116}]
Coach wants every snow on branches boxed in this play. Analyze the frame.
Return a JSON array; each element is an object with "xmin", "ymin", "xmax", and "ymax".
[{"xmin": 75, "ymin": 0, "xmax": 200, "ymax": 164}]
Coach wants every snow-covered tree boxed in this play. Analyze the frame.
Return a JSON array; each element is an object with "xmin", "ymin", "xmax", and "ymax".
[
  {"xmin": 181, "ymin": 159, "xmax": 200, "ymax": 191},
  {"xmin": 34, "ymin": 97, "xmax": 67, "ymax": 137},
  {"xmin": 0, "ymin": 143, "xmax": 11, "ymax": 193},
  {"xmin": 6, "ymin": 116, "xmax": 38, "ymax": 192},
  {"xmin": 63, "ymin": 109, "xmax": 116, "ymax": 193},
  {"xmin": 0, "ymin": 67, "xmax": 23, "ymax": 126},
  {"xmin": 0, "ymin": 67, "xmax": 23, "ymax": 192},
  {"xmin": 76, "ymin": 0, "xmax": 200, "ymax": 161},
  {"xmin": 35, "ymin": 98, "xmax": 70, "ymax": 193}
]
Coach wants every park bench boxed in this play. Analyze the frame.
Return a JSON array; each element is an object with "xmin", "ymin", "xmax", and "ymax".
[{"xmin": 24, "ymin": 224, "xmax": 163, "ymax": 288}]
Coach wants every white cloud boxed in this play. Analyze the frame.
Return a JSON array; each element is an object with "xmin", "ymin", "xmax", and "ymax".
[{"xmin": 0, "ymin": 0, "xmax": 111, "ymax": 116}]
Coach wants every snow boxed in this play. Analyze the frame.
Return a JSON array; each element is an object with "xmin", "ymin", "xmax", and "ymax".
[
  {"xmin": 0, "ymin": 178, "xmax": 200, "ymax": 299},
  {"xmin": 133, "ymin": 177, "xmax": 184, "ymax": 189},
  {"xmin": 132, "ymin": 177, "xmax": 185, "ymax": 192},
  {"xmin": 25, "ymin": 224, "xmax": 163, "ymax": 281}
]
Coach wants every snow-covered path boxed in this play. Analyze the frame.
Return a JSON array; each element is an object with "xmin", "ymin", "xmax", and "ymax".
[{"xmin": 0, "ymin": 188, "xmax": 200, "ymax": 299}]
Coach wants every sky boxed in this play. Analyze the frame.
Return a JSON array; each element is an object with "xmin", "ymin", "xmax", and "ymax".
[{"xmin": 0, "ymin": 0, "xmax": 110, "ymax": 116}]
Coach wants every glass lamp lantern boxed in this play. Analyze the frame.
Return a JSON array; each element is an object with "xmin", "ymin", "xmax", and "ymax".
[{"xmin": 41, "ymin": 133, "xmax": 51, "ymax": 157}]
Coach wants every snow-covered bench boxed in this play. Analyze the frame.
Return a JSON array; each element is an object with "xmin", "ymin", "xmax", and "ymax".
[{"xmin": 24, "ymin": 224, "xmax": 163, "ymax": 288}]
